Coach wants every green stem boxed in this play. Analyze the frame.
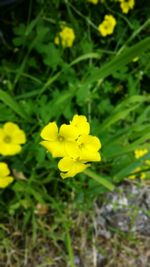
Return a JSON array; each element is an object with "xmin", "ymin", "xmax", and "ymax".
[
  {"xmin": 83, "ymin": 169, "xmax": 114, "ymax": 191},
  {"xmin": 65, "ymin": 230, "xmax": 76, "ymax": 267}
]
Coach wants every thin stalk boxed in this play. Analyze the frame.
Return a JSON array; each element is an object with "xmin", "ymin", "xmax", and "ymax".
[{"xmin": 65, "ymin": 230, "xmax": 76, "ymax": 267}]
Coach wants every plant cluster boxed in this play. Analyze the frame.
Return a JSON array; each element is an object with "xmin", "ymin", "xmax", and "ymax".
[{"xmin": 0, "ymin": 0, "xmax": 149, "ymax": 219}]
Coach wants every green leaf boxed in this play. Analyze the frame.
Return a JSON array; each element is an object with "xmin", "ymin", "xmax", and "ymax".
[
  {"xmin": 85, "ymin": 37, "xmax": 150, "ymax": 84},
  {"xmin": 101, "ymin": 95, "xmax": 150, "ymax": 131},
  {"xmin": 84, "ymin": 169, "xmax": 114, "ymax": 191},
  {"xmin": 0, "ymin": 89, "xmax": 28, "ymax": 120}
]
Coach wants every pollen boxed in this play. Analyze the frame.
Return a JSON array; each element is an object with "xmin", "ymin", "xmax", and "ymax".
[{"xmin": 58, "ymin": 135, "xmax": 64, "ymax": 142}]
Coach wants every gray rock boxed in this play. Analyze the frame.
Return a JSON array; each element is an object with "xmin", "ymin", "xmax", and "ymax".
[{"xmin": 95, "ymin": 183, "xmax": 150, "ymax": 236}]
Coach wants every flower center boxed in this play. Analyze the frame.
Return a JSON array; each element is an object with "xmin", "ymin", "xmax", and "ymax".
[
  {"xmin": 79, "ymin": 143, "xmax": 84, "ymax": 149},
  {"xmin": 58, "ymin": 135, "xmax": 64, "ymax": 142},
  {"xmin": 4, "ymin": 135, "xmax": 12, "ymax": 143}
]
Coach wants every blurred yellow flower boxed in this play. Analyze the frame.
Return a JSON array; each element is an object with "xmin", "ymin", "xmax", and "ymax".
[
  {"xmin": 118, "ymin": 0, "xmax": 135, "ymax": 14},
  {"xmin": 0, "ymin": 162, "xmax": 14, "ymax": 188},
  {"xmin": 40, "ymin": 122, "xmax": 79, "ymax": 157},
  {"xmin": 98, "ymin": 15, "xmax": 116, "ymax": 37},
  {"xmin": 134, "ymin": 148, "xmax": 148, "ymax": 159},
  {"xmin": 129, "ymin": 148, "xmax": 149, "ymax": 180},
  {"xmin": 87, "ymin": 0, "xmax": 99, "ymax": 4},
  {"xmin": 129, "ymin": 167, "xmax": 146, "ymax": 180},
  {"xmin": 54, "ymin": 26, "xmax": 75, "ymax": 48},
  {"xmin": 0, "ymin": 122, "xmax": 26, "ymax": 156}
]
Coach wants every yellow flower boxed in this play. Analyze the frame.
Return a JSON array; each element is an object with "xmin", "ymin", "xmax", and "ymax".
[
  {"xmin": 98, "ymin": 15, "xmax": 116, "ymax": 37},
  {"xmin": 134, "ymin": 149, "xmax": 148, "ymax": 159},
  {"xmin": 40, "ymin": 115, "xmax": 102, "ymax": 179},
  {"xmin": 87, "ymin": 0, "xmax": 99, "ymax": 4},
  {"xmin": 40, "ymin": 122, "xmax": 79, "ymax": 157},
  {"xmin": 0, "ymin": 122, "xmax": 26, "ymax": 156},
  {"xmin": 58, "ymin": 147, "xmax": 89, "ymax": 179},
  {"xmin": 0, "ymin": 162, "xmax": 14, "ymax": 188},
  {"xmin": 140, "ymin": 172, "xmax": 146, "ymax": 180},
  {"xmin": 70, "ymin": 115, "xmax": 90, "ymax": 135},
  {"xmin": 54, "ymin": 26, "xmax": 75, "ymax": 48},
  {"xmin": 129, "ymin": 167, "xmax": 146, "ymax": 180},
  {"xmin": 118, "ymin": 0, "xmax": 135, "ymax": 14}
]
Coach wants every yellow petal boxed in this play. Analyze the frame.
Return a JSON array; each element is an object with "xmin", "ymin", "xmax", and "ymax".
[
  {"xmin": 12, "ymin": 130, "xmax": 26, "ymax": 144},
  {"xmin": 65, "ymin": 141, "xmax": 80, "ymax": 158},
  {"xmin": 78, "ymin": 135, "xmax": 101, "ymax": 151},
  {"xmin": 59, "ymin": 124, "xmax": 79, "ymax": 140},
  {"xmin": 0, "ymin": 176, "xmax": 14, "ymax": 188},
  {"xmin": 40, "ymin": 141, "xmax": 67, "ymax": 157},
  {"xmin": 4, "ymin": 122, "xmax": 20, "ymax": 133},
  {"xmin": 70, "ymin": 115, "xmax": 90, "ymax": 135},
  {"xmin": 80, "ymin": 150, "xmax": 101, "ymax": 162},
  {"xmin": 60, "ymin": 161, "xmax": 88, "ymax": 179},
  {"xmin": 40, "ymin": 122, "xmax": 58, "ymax": 141},
  {"xmin": 0, "ymin": 162, "xmax": 10, "ymax": 176},
  {"xmin": 0, "ymin": 142, "xmax": 21, "ymax": 156},
  {"xmin": 58, "ymin": 157, "xmax": 74, "ymax": 172},
  {"xmin": 0, "ymin": 129, "xmax": 5, "ymax": 141}
]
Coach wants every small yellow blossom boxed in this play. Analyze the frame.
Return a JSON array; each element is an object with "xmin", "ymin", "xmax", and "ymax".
[
  {"xmin": 0, "ymin": 162, "xmax": 14, "ymax": 188},
  {"xmin": 129, "ymin": 167, "xmax": 146, "ymax": 180},
  {"xmin": 0, "ymin": 122, "xmax": 26, "ymax": 156},
  {"xmin": 98, "ymin": 15, "xmax": 116, "ymax": 37},
  {"xmin": 40, "ymin": 122, "xmax": 79, "ymax": 157},
  {"xmin": 87, "ymin": 0, "xmax": 99, "ymax": 4},
  {"xmin": 54, "ymin": 26, "xmax": 75, "ymax": 48},
  {"xmin": 118, "ymin": 0, "xmax": 135, "ymax": 14},
  {"xmin": 134, "ymin": 149, "xmax": 148, "ymax": 159},
  {"xmin": 129, "ymin": 148, "xmax": 149, "ymax": 180}
]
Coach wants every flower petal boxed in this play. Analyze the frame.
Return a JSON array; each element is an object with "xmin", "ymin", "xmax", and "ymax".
[
  {"xmin": 40, "ymin": 141, "xmax": 67, "ymax": 157},
  {"xmin": 0, "ymin": 176, "xmax": 14, "ymax": 188},
  {"xmin": 4, "ymin": 122, "xmax": 20, "ymax": 133},
  {"xmin": 11, "ymin": 130, "xmax": 26, "ymax": 144},
  {"xmin": 70, "ymin": 115, "xmax": 90, "ymax": 135},
  {"xmin": 0, "ymin": 162, "xmax": 10, "ymax": 176},
  {"xmin": 65, "ymin": 141, "xmax": 80, "ymax": 159},
  {"xmin": 59, "ymin": 124, "xmax": 79, "ymax": 140},
  {"xmin": 78, "ymin": 135, "xmax": 101, "ymax": 151},
  {"xmin": 80, "ymin": 150, "xmax": 101, "ymax": 162},
  {"xmin": 0, "ymin": 142, "xmax": 21, "ymax": 156},
  {"xmin": 58, "ymin": 157, "xmax": 74, "ymax": 172},
  {"xmin": 60, "ymin": 161, "xmax": 88, "ymax": 179},
  {"xmin": 40, "ymin": 122, "xmax": 58, "ymax": 141},
  {"xmin": 0, "ymin": 129, "xmax": 5, "ymax": 141}
]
